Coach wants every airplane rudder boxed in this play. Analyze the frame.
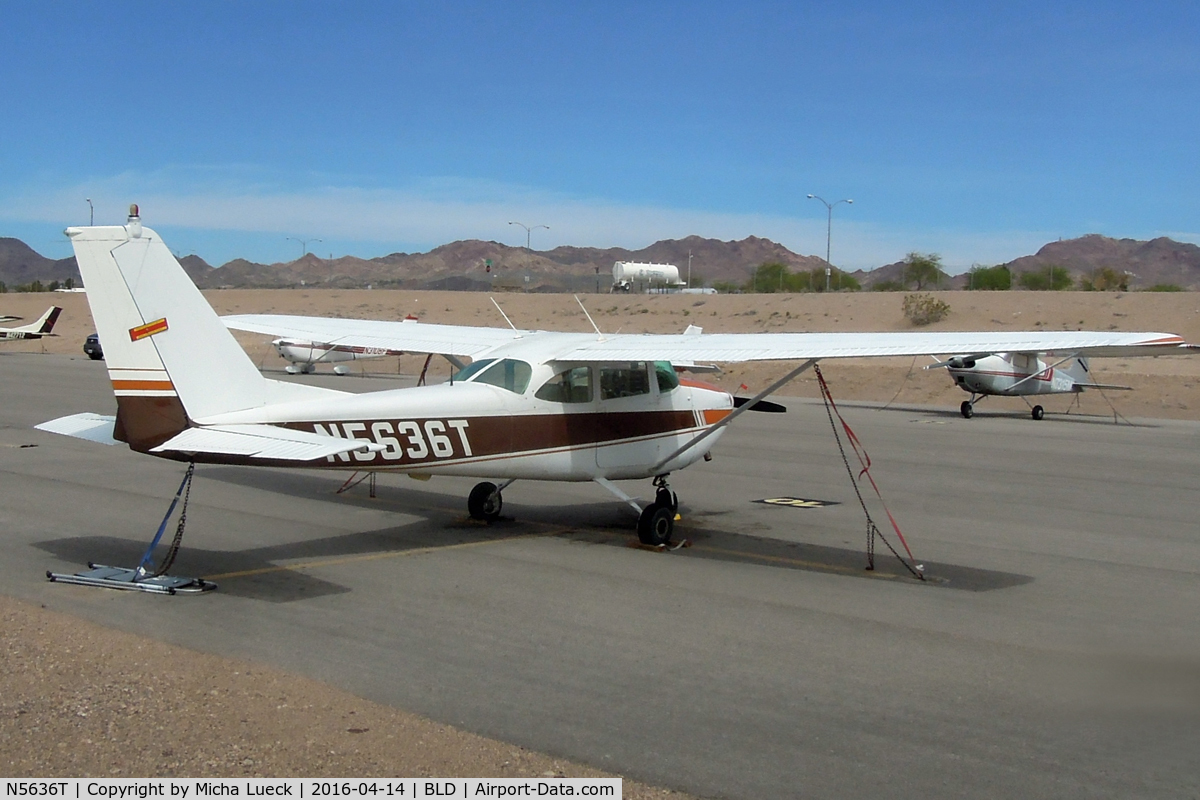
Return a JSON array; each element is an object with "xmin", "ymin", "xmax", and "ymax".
[
  {"xmin": 67, "ymin": 222, "xmax": 192, "ymax": 449},
  {"xmin": 39, "ymin": 306, "xmax": 63, "ymax": 333}
]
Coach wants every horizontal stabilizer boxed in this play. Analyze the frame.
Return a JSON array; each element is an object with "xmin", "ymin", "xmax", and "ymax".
[
  {"xmin": 1076, "ymin": 382, "xmax": 1134, "ymax": 391},
  {"xmin": 35, "ymin": 413, "xmax": 119, "ymax": 445},
  {"xmin": 149, "ymin": 424, "xmax": 386, "ymax": 461}
]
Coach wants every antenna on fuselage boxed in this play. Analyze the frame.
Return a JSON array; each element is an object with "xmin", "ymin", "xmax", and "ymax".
[
  {"xmin": 574, "ymin": 295, "xmax": 605, "ymax": 341},
  {"xmin": 490, "ymin": 296, "xmax": 517, "ymax": 331}
]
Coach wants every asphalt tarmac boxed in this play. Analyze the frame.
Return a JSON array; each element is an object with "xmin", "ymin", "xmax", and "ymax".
[{"xmin": 3, "ymin": 353, "xmax": 1199, "ymax": 799}]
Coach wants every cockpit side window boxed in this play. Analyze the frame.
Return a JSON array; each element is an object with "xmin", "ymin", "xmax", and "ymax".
[
  {"xmin": 655, "ymin": 361, "xmax": 680, "ymax": 393},
  {"xmin": 535, "ymin": 366, "xmax": 593, "ymax": 403},
  {"xmin": 473, "ymin": 358, "xmax": 532, "ymax": 394},
  {"xmin": 599, "ymin": 362, "xmax": 651, "ymax": 400}
]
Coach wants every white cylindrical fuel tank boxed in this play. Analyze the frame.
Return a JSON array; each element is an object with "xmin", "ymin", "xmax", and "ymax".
[{"xmin": 611, "ymin": 261, "xmax": 681, "ymax": 285}]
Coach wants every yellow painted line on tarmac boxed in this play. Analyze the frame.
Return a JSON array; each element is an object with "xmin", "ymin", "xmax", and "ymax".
[{"xmin": 205, "ymin": 529, "xmax": 568, "ymax": 581}]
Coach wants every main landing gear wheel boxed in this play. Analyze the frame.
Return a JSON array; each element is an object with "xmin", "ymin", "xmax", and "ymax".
[
  {"xmin": 1031, "ymin": 405, "xmax": 1045, "ymax": 421},
  {"xmin": 637, "ymin": 504, "xmax": 675, "ymax": 546},
  {"xmin": 960, "ymin": 400, "xmax": 974, "ymax": 419},
  {"xmin": 468, "ymin": 481, "xmax": 503, "ymax": 522},
  {"xmin": 636, "ymin": 475, "xmax": 679, "ymax": 546}
]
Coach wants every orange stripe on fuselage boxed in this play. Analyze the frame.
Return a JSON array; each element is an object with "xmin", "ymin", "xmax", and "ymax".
[
  {"xmin": 111, "ymin": 379, "xmax": 175, "ymax": 391},
  {"xmin": 703, "ymin": 408, "xmax": 732, "ymax": 425}
]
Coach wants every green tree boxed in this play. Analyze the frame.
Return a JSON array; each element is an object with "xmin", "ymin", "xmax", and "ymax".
[
  {"xmin": 1018, "ymin": 264, "xmax": 1073, "ymax": 290},
  {"xmin": 902, "ymin": 252, "xmax": 947, "ymax": 290},
  {"xmin": 966, "ymin": 264, "xmax": 1011, "ymax": 290},
  {"xmin": 748, "ymin": 262, "xmax": 789, "ymax": 293},
  {"xmin": 808, "ymin": 266, "xmax": 860, "ymax": 292}
]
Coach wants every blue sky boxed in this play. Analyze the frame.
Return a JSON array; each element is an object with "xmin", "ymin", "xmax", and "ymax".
[{"xmin": 2, "ymin": 1, "xmax": 1197, "ymax": 272}]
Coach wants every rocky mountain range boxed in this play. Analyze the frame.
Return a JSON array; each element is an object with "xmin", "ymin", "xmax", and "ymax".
[{"xmin": 2, "ymin": 232, "xmax": 1198, "ymax": 292}]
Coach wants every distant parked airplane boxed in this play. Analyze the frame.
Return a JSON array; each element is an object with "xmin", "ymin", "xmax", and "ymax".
[
  {"xmin": 0, "ymin": 306, "xmax": 62, "ymax": 342},
  {"xmin": 930, "ymin": 351, "xmax": 1144, "ymax": 420}
]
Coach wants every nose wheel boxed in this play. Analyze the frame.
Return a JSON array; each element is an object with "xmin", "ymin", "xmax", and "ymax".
[{"xmin": 960, "ymin": 399, "xmax": 974, "ymax": 419}]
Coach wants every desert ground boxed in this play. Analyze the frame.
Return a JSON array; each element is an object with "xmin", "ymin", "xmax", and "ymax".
[
  {"xmin": 5, "ymin": 287, "xmax": 1200, "ymax": 419},
  {"xmin": 3, "ymin": 288, "xmax": 1199, "ymax": 788}
]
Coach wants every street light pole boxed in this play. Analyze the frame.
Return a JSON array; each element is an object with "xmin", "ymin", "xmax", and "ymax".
[
  {"xmin": 807, "ymin": 194, "xmax": 853, "ymax": 291},
  {"xmin": 507, "ymin": 220, "xmax": 548, "ymax": 251},
  {"xmin": 687, "ymin": 250, "xmax": 693, "ymax": 289},
  {"xmin": 86, "ymin": 198, "xmax": 93, "ymax": 226},
  {"xmin": 508, "ymin": 221, "xmax": 548, "ymax": 293},
  {"xmin": 286, "ymin": 237, "xmax": 323, "ymax": 258}
]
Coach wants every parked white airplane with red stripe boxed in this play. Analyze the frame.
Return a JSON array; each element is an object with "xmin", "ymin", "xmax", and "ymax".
[
  {"xmin": 37, "ymin": 208, "xmax": 1200, "ymax": 553},
  {"xmin": 273, "ymin": 337, "xmax": 407, "ymax": 375},
  {"xmin": 931, "ymin": 352, "xmax": 1138, "ymax": 419},
  {"xmin": 0, "ymin": 306, "xmax": 62, "ymax": 342}
]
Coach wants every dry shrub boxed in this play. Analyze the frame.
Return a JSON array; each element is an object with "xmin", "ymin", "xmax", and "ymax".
[{"xmin": 902, "ymin": 293, "xmax": 950, "ymax": 326}]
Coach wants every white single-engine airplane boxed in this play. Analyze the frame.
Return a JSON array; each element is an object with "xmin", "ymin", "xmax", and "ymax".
[
  {"xmin": 272, "ymin": 337, "xmax": 407, "ymax": 375},
  {"xmin": 1, "ymin": 306, "xmax": 62, "ymax": 342},
  {"xmin": 33, "ymin": 209, "xmax": 1200, "ymax": 589},
  {"xmin": 931, "ymin": 351, "xmax": 1139, "ymax": 419}
]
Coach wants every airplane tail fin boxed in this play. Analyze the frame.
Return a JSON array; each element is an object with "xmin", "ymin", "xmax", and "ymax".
[
  {"xmin": 6, "ymin": 306, "xmax": 62, "ymax": 335},
  {"xmin": 64, "ymin": 205, "xmax": 336, "ymax": 452},
  {"xmin": 30, "ymin": 306, "xmax": 62, "ymax": 334},
  {"xmin": 1062, "ymin": 356, "xmax": 1092, "ymax": 384}
]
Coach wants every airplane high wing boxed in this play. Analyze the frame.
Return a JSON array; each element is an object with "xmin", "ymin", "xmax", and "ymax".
[
  {"xmin": 222, "ymin": 314, "xmax": 1195, "ymax": 364},
  {"xmin": 33, "ymin": 207, "xmax": 1200, "ymax": 593},
  {"xmin": 223, "ymin": 315, "xmax": 526, "ymax": 360}
]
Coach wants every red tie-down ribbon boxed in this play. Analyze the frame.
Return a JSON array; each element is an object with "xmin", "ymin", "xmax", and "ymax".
[{"xmin": 814, "ymin": 366, "xmax": 919, "ymax": 566}]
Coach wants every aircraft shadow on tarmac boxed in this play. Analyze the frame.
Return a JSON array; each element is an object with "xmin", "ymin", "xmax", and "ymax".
[
  {"xmin": 36, "ymin": 465, "xmax": 1033, "ymax": 600},
  {"xmin": 868, "ymin": 401, "xmax": 1161, "ymax": 427}
]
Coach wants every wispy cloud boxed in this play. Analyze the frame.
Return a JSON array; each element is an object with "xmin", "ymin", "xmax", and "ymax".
[{"xmin": 1, "ymin": 169, "xmax": 1063, "ymax": 272}]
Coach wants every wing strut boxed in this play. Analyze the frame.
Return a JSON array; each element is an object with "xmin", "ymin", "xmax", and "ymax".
[{"xmin": 652, "ymin": 359, "xmax": 819, "ymax": 473}]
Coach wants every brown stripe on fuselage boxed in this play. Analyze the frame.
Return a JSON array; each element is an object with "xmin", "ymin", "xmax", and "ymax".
[{"xmin": 281, "ymin": 409, "xmax": 701, "ymax": 468}]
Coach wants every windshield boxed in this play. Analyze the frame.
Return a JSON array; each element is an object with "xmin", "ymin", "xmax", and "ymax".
[
  {"xmin": 452, "ymin": 358, "xmax": 496, "ymax": 383},
  {"xmin": 655, "ymin": 361, "xmax": 679, "ymax": 392},
  {"xmin": 472, "ymin": 358, "xmax": 532, "ymax": 394}
]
